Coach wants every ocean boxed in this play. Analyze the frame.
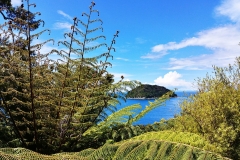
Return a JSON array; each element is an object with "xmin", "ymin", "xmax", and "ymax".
[{"xmin": 114, "ymin": 91, "xmax": 197, "ymax": 125}]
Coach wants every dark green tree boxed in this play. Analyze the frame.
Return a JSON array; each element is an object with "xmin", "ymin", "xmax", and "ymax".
[
  {"xmin": 0, "ymin": 0, "xmax": 55, "ymax": 152},
  {"xmin": 0, "ymin": 0, "xmax": 40, "ymax": 30},
  {"xmin": 0, "ymin": 0, "xmax": 139, "ymax": 154},
  {"xmin": 0, "ymin": 0, "xmax": 12, "ymax": 19}
]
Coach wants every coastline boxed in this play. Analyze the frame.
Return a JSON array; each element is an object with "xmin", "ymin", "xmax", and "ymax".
[
  {"xmin": 127, "ymin": 97, "xmax": 157, "ymax": 100},
  {"xmin": 127, "ymin": 96, "xmax": 178, "ymax": 100}
]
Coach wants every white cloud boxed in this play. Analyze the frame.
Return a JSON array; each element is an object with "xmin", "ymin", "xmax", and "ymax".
[
  {"xmin": 166, "ymin": 25, "xmax": 240, "ymax": 70},
  {"xmin": 215, "ymin": 0, "xmax": 240, "ymax": 23},
  {"xmin": 154, "ymin": 71, "xmax": 195, "ymax": 90},
  {"xmin": 143, "ymin": 25, "xmax": 240, "ymax": 61},
  {"xmin": 142, "ymin": 0, "xmax": 240, "ymax": 70},
  {"xmin": 141, "ymin": 51, "xmax": 167, "ymax": 59},
  {"xmin": 53, "ymin": 10, "xmax": 73, "ymax": 31},
  {"xmin": 57, "ymin": 10, "xmax": 73, "ymax": 21},
  {"xmin": 167, "ymin": 52, "xmax": 237, "ymax": 70},
  {"xmin": 11, "ymin": 0, "xmax": 21, "ymax": 7},
  {"xmin": 54, "ymin": 22, "xmax": 72, "ymax": 30},
  {"xmin": 115, "ymin": 57, "xmax": 129, "ymax": 61}
]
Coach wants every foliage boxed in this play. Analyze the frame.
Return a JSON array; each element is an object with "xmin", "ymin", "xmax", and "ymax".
[
  {"xmin": 126, "ymin": 84, "xmax": 177, "ymax": 98},
  {"xmin": 175, "ymin": 57, "xmax": 240, "ymax": 159},
  {"xmin": 0, "ymin": 0, "xmax": 40, "ymax": 30},
  {"xmin": 1, "ymin": 1, "xmax": 237, "ymax": 159},
  {"xmin": 0, "ymin": 139, "xmax": 231, "ymax": 160},
  {"xmin": 79, "ymin": 92, "xmax": 173, "ymax": 150},
  {"xmin": 0, "ymin": 0, "xmax": 48, "ymax": 151},
  {"xmin": 126, "ymin": 131, "xmax": 219, "ymax": 152},
  {"xmin": 0, "ymin": 0, "xmax": 139, "ymax": 154},
  {"xmin": 130, "ymin": 91, "xmax": 174, "ymax": 123},
  {"xmin": 0, "ymin": 0, "xmax": 11, "ymax": 6},
  {"xmin": 0, "ymin": 0, "xmax": 12, "ymax": 18}
]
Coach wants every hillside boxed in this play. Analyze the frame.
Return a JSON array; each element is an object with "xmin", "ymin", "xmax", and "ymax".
[{"xmin": 126, "ymin": 84, "xmax": 177, "ymax": 99}]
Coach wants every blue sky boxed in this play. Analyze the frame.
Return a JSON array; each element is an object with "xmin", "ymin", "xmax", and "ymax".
[{"xmin": 7, "ymin": 0, "xmax": 240, "ymax": 91}]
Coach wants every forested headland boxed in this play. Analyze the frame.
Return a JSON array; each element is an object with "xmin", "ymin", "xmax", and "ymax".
[{"xmin": 126, "ymin": 84, "xmax": 177, "ymax": 99}]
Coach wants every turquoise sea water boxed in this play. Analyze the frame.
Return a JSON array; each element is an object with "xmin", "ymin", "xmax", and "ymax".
[{"xmin": 115, "ymin": 91, "xmax": 197, "ymax": 125}]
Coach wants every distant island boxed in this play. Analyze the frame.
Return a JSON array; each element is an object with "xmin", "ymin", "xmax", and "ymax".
[{"xmin": 126, "ymin": 84, "xmax": 177, "ymax": 99}]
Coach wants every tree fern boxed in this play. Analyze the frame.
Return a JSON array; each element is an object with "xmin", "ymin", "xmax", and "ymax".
[
  {"xmin": 98, "ymin": 103, "xmax": 142, "ymax": 127},
  {"xmin": 155, "ymin": 141, "xmax": 172, "ymax": 159},
  {"xmin": 179, "ymin": 146, "xmax": 194, "ymax": 160},
  {"xmin": 172, "ymin": 145, "xmax": 189, "ymax": 160},
  {"xmin": 0, "ymin": 141, "xmax": 231, "ymax": 159},
  {"xmin": 0, "ymin": 0, "xmax": 140, "ymax": 153},
  {"xmin": 123, "ymin": 140, "xmax": 151, "ymax": 159},
  {"xmin": 144, "ymin": 140, "xmax": 160, "ymax": 159},
  {"xmin": 130, "ymin": 91, "xmax": 173, "ymax": 124},
  {"xmin": 127, "ymin": 131, "xmax": 219, "ymax": 152},
  {"xmin": 90, "ymin": 91, "xmax": 172, "ymax": 132},
  {"xmin": 0, "ymin": 0, "xmax": 57, "ymax": 152},
  {"xmin": 86, "ymin": 144, "xmax": 118, "ymax": 160},
  {"xmin": 113, "ymin": 141, "xmax": 142, "ymax": 160}
]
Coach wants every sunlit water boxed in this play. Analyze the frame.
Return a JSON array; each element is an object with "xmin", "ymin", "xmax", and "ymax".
[
  {"xmin": 114, "ymin": 91, "xmax": 197, "ymax": 125},
  {"xmin": 0, "ymin": 92, "xmax": 197, "ymax": 125}
]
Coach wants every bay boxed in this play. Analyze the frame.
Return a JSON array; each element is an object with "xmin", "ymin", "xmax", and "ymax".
[{"xmin": 114, "ymin": 91, "xmax": 197, "ymax": 125}]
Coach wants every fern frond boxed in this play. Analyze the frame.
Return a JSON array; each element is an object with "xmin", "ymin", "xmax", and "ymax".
[
  {"xmin": 0, "ymin": 141, "xmax": 231, "ymax": 160},
  {"xmin": 87, "ymin": 26, "xmax": 103, "ymax": 34},
  {"xmin": 126, "ymin": 131, "xmax": 219, "ymax": 152},
  {"xmin": 129, "ymin": 92, "xmax": 172, "ymax": 124},
  {"xmin": 84, "ymin": 43, "xmax": 107, "ymax": 53},
  {"xmin": 74, "ymin": 27, "xmax": 85, "ymax": 37}
]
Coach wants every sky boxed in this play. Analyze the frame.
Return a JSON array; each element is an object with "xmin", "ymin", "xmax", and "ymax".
[{"xmin": 5, "ymin": 0, "xmax": 240, "ymax": 91}]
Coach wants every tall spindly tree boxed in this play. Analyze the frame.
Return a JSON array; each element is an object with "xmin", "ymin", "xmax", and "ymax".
[
  {"xmin": 0, "ymin": 0, "xmax": 139, "ymax": 154},
  {"xmin": 0, "ymin": 0, "xmax": 56, "ymax": 153}
]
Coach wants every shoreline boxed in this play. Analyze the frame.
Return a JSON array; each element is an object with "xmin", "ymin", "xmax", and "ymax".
[
  {"xmin": 127, "ymin": 96, "xmax": 178, "ymax": 100},
  {"xmin": 127, "ymin": 97, "xmax": 157, "ymax": 100}
]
